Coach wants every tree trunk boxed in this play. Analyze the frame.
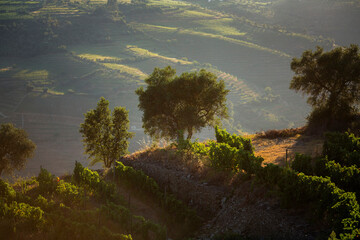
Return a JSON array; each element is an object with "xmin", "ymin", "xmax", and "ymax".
[
  {"xmin": 176, "ymin": 130, "xmax": 184, "ymax": 144},
  {"xmin": 186, "ymin": 127, "xmax": 193, "ymax": 140}
]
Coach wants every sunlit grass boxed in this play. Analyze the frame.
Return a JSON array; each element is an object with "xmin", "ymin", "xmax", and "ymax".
[
  {"xmin": 13, "ymin": 69, "xmax": 49, "ymax": 81},
  {"xmin": 31, "ymin": 5, "xmax": 84, "ymax": 16},
  {"xmin": 132, "ymin": 22, "xmax": 290, "ymax": 57},
  {"xmin": 0, "ymin": 12, "xmax": 34, "ymax": 19},
  {"xmin": 195, "ymin": 18, "xmax": 247, "ymax": 36},
  {"xmin": 47, "ymin": 89, "xmax": 64, "ymax": 95},
  {"xmin": 102, "ymin": 63, "xmax": 147, "ymax": 79},
  {"xmin": 77, "ymin": 53, "xmax": 122, "ymax": 62},
  {"xmin": 0, "ymin": 67, "xmax": 12, "ymax": 72},
  {"xmin": 126, "ymin": 45, "xmax": 192, "ymax": 65},
  {"xmin": 176, "ymin": 9, "xmax": 214, "ymax": 18},
  {"xmin": 148, "ymin": 0, "xmax": 192, "ymax": 8},
  {"xmin": 0, "ymin": 1, "xmax": 40, "ymax": 4}
]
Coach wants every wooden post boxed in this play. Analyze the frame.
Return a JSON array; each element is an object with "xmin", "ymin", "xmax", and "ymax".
[{"xmin": 286, "ymin": 148, "xmax": 288, "ymax": 167}]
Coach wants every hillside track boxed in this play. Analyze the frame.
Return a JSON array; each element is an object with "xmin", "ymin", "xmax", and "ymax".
[{"xmin": 122, "ymin": 149, "xmax": 319, "ymax": 239}]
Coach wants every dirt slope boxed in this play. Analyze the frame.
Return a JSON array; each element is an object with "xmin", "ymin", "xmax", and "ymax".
[{"xmin": 121, "ymin": 146, "xmax": 322, "ymax": 239}]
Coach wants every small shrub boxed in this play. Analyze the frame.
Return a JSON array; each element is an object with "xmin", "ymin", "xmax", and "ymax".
[
  {"xmin": 291, "ymin": 153, "xmax": 313, "ymax": 175},
  {"xmin": 0, "ymin": 179, "xmax": 16, "ymax": 200},
  {"xmin": 37, "ymin": 167, "xmax": 57, "ymax": 194},
  {"xmin": 256, "ymin": 127, "xmax": 305, "ymax": 139},
  {"xmin": 56, "ymin": 180, "xmax": 83, "ymax": 206}
]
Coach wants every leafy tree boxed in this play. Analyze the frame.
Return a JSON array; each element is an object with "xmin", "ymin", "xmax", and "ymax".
[
  {"xmin": 136, "ymin": 66, "xmax": 229, "ymax": 141},
  {"xmin": 0, "ymin": 123, "xmax": 36, "ymax": 176},
  {"xmin": 79, "ymin": 97, "xmax": 133, "ymax": 168},
  {"xmin": 290, "ymin": 44, "xmax": 360, "ymax": 131}
]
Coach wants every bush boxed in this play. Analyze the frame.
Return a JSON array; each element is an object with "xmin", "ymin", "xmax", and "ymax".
[
  {"xmin": 37, "ymin": 167, "xmax": 57, "ymax": 194},
  {"xmin": 322, "ymin": 132, "xmax": 360, "ymax": 167},
  {"xmin": 215, "ymin": 126, "xmax": 253, "ymax": 154},
  {"xmin": 47, "ymin": 215, "xmax": 132, "ymax": 240},
  {"xmin": 292, "ymin": 154, "xmax": 360, "ymax": 204},
  {"xmin": 208, "ymin": 142, "xmax": 238, "ymax": 172},
  {"xmin": 56, "ymin": 180, "xmax": 84, "ymax": 206},
  {"xmin": 291, "ymin": 153, "xmax": 313, "ymax": 175},
  {"xmin": 256, "ymin": 127, "xmax": 305, "ymax": 139},
  {"xmin": 73, "ymin": 162, "xmax": 116, "ymax": 202},
  {"xmin": 257, "ymin": 166, "xmax": 360, "ymax": 237},
  {"xmin": 207, "ymin": 129, "xmax": 263, "ymax": 174},
  {"xmin": 0, "ymin": 201, "xmax": 45, "ymax": 232},
  {"xmin": 0, "ymin": 179, "xmax": 16, "ymax": 200}
]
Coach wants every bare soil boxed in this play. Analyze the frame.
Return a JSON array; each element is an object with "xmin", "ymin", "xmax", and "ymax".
[{"xmin": 120, "ymin": 145, "xmax": 323, "ymax": 239}]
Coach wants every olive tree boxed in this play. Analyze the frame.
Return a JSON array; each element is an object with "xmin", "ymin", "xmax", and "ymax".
[
  {"xmin": 136, "ymin": 66, "xmax": 229, "ymax": 141},
  {"xmin": 79, "ymin": 97, "xmax": 133, "ymax": 168},
  {"xmin": 0, "ymin": 123, "xmax": 36, "ymax": 176},
  {"xmin": 290, "ymin": 44, "xmax": 360, "ymax": 130}
]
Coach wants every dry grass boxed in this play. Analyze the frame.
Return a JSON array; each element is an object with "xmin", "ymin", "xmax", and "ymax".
[
  {"xmin": 251, "ymin": 134, "xmax": 323, "ymax": 167},
  {"xmin": 254, "ymin": 127, "xmax": 306, "ymax": 139}
]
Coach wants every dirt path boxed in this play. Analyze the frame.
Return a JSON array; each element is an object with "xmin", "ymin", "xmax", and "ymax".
[{"xmin": 121, "ymin": 148, "xmax": 320, "ymax": 239}]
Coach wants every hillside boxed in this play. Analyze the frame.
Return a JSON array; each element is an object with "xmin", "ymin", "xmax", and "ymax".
[
  {"xmin": 2, "ymin": 129, "xmax": 360, "ymax": 239},
  {"xmin": 0, "ymin": 0, "xmax": 359, "ymax": 176}
]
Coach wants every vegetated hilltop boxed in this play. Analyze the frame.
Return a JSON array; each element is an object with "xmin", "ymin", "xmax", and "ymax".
[
  {"xmin": 1, "ymin": 0, "xmax": 359, "ymax": 175},
  {"xmin": 2, "ymin": 127, "xmax": 359, "ymax": 239}
]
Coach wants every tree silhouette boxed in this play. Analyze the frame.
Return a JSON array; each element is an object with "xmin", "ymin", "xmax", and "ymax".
[
  {"xmin": 0, "ymin": 123, "xmax": 36, "ymax": 176},
  {"xmin": 290, "ymin": 44, "xmax": 360, "ymax": 131},
  {"xmin": 80, "ymin": 97, "xmax": 133, "ymax": 168},
  {"xmin": 136, "ymin": 66, "xmax": 229, "ymax": 141}
]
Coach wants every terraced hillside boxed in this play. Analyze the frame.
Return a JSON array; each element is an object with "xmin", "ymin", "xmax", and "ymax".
[{"xmin": 0, "ymin": 0, "xmax": 359, "ymax": 175}]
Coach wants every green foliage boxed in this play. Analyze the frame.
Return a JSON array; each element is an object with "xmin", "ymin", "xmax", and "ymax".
[
  {"xmin": 200, "ymin": 127, "xmax": 360, "ymax": 238},
  {"xmin": 290, "ymin": 45, "xmax": 360, "ymax": 131},
  {"xmin": 0, "ymin": 200, "xmax": 45, "ymax": 232},
  {"xmin": 136, "ymin": 66, "xmax": 229, "ymax": 141},
  {"xmin": 73, "ymin": 161, "xmax": 100, "ymax": 186},
  {"xmin": 101, "ymin": 202, "xmax": 166, "ymax": 240},
  {"xmin": 73, "ymin": 162, "xmax": 116, "ymax": 202},
  {"xmin": 46, "ymin": 214, "xmax": 132, "ymax": 240},
  {"xmin": 193, "ymin": 127, "xmax": 262, "ymax": 174},
  {"xmin": 215, "ymin": 126, "xmax": 253, "ymax": 154},
  {"xmin": 0, "ymin": 179, "xmax": 16, "ymax": 200},
  {"xmin": 114, "ymin": 161, "xmax": 201, "ymax": 227},
  {"xmin": 293, "ymin": 154, "xmax": 360, "ymax": 201},
  {"xmin": 100, "ymin": 202, "xmax": 131, "ymax": 226},
  {"xmin": 291, "ymin": 153, "xmax": 313, "ymax": 175},
  {"xmin": 0, "ymin": 123, "xmax": 36, "ymax": 176},
  {"xmin": 34, "ymin": 194, "xmax": 53, "ymax": 211},
  {"xmin": 189, "ymin": 141, "xmax": 210, "ymax": 156},
  {"xmin": 323, "ymin": 132, "xmax": 360, "ymax": 167},
  {"xmin": 322, "ymin": 160, "xmax": 360, "ymax": 199},
  {"xmin": 79, "ymin": 97, "xmax": 134, "ymax": 168},
  {"xmin": 208, "ymin": 142, "xmax": 238, "ymax": 172},
  {"xmin": 132, "ymin": 215, "xmax": 166, "ymax": 240},
  {"xmin": 37, "ymin": 167, "xmax": 57, "ymax": 194},
  {"xmin": 56, "ymin": 180, "xmax": 84, "ymax": 206},
  {"xmin": 257, "ymin": 166, "xmax": 360, "ymax": 238}
]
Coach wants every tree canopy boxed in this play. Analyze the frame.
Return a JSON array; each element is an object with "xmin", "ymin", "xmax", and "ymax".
[
  {"xmin": 136, "ymin": 66, "xmax": 229, "ymax": 141},
  {"xmin": 290, "ymin": 44, "xmax": 360, "ymax": 130},
  {"xmin": 79, "ymin": 97, "xmax": 133, "ymax": 168},
  {"xmin": 0, "ymin": 123, "xmax": 36, "ymax": 176}
]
